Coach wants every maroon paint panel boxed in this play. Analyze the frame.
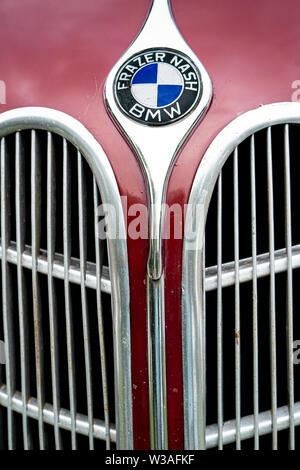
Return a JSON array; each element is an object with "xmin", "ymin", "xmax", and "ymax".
[{"xmin": 1, "ymin": 0, "xmax": 300, "ymax": 450}]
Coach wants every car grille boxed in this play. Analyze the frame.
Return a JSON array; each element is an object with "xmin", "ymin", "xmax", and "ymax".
[
  {"xmin": 204, "ymin": 123, "xmax": 300, "ymax": 449},
  {"xmin": 0, "ymin": 129, "xmax": 116, "ymax": 449},
  {"xmin": 182, "ymin": 104, "xmax": 300, "ymax": 450}
]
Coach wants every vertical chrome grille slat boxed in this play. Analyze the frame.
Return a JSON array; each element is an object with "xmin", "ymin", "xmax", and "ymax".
[
  {"xmin": 1, "ymin": 136, "xmax": 16, "ymax": 449},
  {"xmin": 15, "ymin": 132, "xmax": 32, "ymax": 450},
  {"xmin": 93, "ymin": 176, "xmax": 111, "ymax": 449},
  {"xmin": 47, "ymin": 132, "xmax": 62, "ymax": 450},
  {"xmin": 283, "ymin": 124, "xmax": 295, "ymax": 450},
  {"xmin": 233, "ymin": 147, "xmax": 241, "ymax": 450},
  {"xmin": 217, "ymin": 172, "xmax": 223, "ymax": 450},
  {"xmin": 266, "ymin": 126, "xmax": 278, "ymax": 450},
  {"xmin": 204, "ymin": 245, "xmax": 300, "ymax": 291},
  {"xmin": 63, "ymin": 138, "xmax": 77, "ymax": 450},
  {"xmin": 78, "ymin": 151, "xmax": 94, "ymax": 450},
  {"xmin": 250, "ymin": 134, "xmax": 259, "ymax": 450},
  {"xmin": 31, "ymin": 129, "xmax": 46, "ymax": 449},
  {"xmin": 202, "ymin": 237, "xmax": 206, "ymax": 450}
]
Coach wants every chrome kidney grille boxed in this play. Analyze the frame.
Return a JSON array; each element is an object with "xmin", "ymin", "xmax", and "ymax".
[
  {"xmin": 0, "ymin": 129, "xmax": 116, "ymax": 449},
  {"xmin": 182, "ymin": 104, "xmax": 300, "ymax": 450},
  {"xmin": 204, "ymin": 124, "xmax": 300, "ymax": 449}
]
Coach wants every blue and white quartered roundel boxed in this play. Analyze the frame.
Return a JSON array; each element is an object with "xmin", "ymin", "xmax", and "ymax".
[
  {"xmin": 131, "ymin": 63, "xmax": 183, "ymax": 108},
  {"xmin": 115, "ymin": 48, "xmax": 201, "ymax": 126}
]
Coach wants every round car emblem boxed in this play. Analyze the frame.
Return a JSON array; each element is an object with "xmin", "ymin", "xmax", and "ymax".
[{"xmin": 114, "ymin": 48, "xmax": 202, "ymax": 126}]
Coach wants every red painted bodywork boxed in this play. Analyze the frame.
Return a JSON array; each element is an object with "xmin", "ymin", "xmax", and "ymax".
[{"xmin": 1, "ymin": 0, "xmax": 300, "ymax": 449}]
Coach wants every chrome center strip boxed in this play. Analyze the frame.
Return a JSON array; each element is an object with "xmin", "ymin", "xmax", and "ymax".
[{"xmin": 147, "ymin": 276, "xmax": 168, "ymax": 449}]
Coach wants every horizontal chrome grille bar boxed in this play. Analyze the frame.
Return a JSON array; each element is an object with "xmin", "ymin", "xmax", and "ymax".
[
  {"xmin": 0, "ymin": 242, "xmax": 111, "ymax": 294},
  {"xmin": 206, "ymin": 402, "xmax": 300, "ymax": 449},
  {"xmin": 205, "ymin": 244, "xmax": 300, "ymax": 292},
  {"xmin": 0, "ymin": 385, "xmax": 116, "ymax": 443}
]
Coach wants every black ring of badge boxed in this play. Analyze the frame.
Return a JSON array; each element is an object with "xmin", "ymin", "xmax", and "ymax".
[{"xmin": 114, "ymin": 48, "xmax": 202, "ymax": 126}]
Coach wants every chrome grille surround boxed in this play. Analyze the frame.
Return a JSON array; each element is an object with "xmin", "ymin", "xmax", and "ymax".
[
  {"xmin": 0, "ymin": 107, "xmax": 132, "ymax": 449},
  {"xmin": 182, "ymin": 102, "xmax": 300, "ymax": 450}
]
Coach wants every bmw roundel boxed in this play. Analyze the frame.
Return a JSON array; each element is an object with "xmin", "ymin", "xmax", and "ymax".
[{"xmin": 114, "ymin": 48, "xmax": 202, "ymax": 126}]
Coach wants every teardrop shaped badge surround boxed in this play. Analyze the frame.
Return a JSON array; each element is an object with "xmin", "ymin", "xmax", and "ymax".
[{"xmin": 105, "ymin": 0, "xmax": 212, "ymax": 281}]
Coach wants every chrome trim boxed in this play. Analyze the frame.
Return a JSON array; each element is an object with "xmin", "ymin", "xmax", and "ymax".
[
  {"xmin": 15, "ymin": 132, "xmax": 32, "ymax": 449},
  {"xmin": 266, "ymin": 127, "xmax": 278, "ymax": 449},
  {"xmin": 250, "ymin": 133, "xmax": 259, "ymax": 449},
  {"xmin": 206, "ymin": 402, "xmax": 300, "ymax": 449},
  {"xmin": 216, "ymin": 172, "xmax": 223, "ymax": 449},
  {"xmin": 77, "ymin": 150, "xmax": 95, "ymax": 449},
  {"xmin": 31, "ymin": 128, "xmax": 46, "ymax": 448},
  {"xmin": 0, "ymin": 107, "xmax": 133, "ymax": 450},
  {"xmin": 105, "ymin": 0, "xmax": 212, "ymax": 449},
  {"xmin": 93, "ymin": 176, "xmax": 111, "ymax": 449},
  {"xmin": 284, "ymin": 124, "xmax": 295, "ymax": 449},
  {"xmin": 205, "ymin": 244, "xmax": 300, "ymax": 291},
  {"xmin": 1, "ymin": 135, "xmax": 16, "ymax": 449},
  {"xmin": 0, "ymin": 386, "xmax": 117, "ymax": 443},
  {"xmin": 182, "ymin": 102, "xmax": 300, "ymax": 449},
  {"xmin": 47, "ymin": 132, "xmax": 62, "ymax": 449},
  {"xmin": 147, "ymin": 276, "xmax": 168, "ymax": 449},
  {"xmin": 63, "ymin": 137, "xmax": 77, "ymax": 449},
  {"xmin": 233, "ymin": 147, "xmax": 241, "ymax": 449}
]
